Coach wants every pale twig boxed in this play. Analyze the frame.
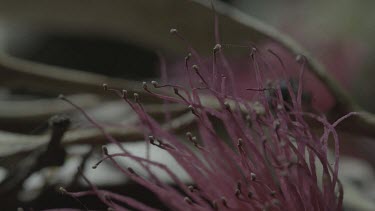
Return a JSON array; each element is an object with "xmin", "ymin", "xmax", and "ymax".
[
  {"xmin": 0, "ymin": 94, "xmax": 100, "ymax": 132},
  {"xmin": 0, "ymin": 115, "xmax": 70, "ymax": 195},
  {"xmin": 0, "ymin": 112, "xmax": 195, "ymax": 160},
  {"xmin": 0, "ymin": 53, "xmax": 149, "ymax": 99}
]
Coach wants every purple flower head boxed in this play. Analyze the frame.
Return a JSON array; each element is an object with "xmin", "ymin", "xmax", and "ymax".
[{"xmin": 59, "ymin": 33, "xmax": 356, "ymax": 211}]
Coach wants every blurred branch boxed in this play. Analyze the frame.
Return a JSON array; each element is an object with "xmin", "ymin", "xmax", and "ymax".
[
  {"xmin": 69, "ymin": 146, "xmax": 96, "ymax": 188},
  {"xmin": 0, "ymin": 112, "xmax": 195, "ymax": 160},
  {"xmin": 0, "ymin": 94, "xmax": 100, "ymax": 131},
  {"xmin": 0, "ymin": 53, "xmax": 146, "ymax": 98},
  {"xmin": 0, "ymin": 115, "xmax": 69, "ymax": 195}
]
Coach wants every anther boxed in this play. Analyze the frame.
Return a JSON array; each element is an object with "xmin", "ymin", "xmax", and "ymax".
[
  {"xmin": 102, "ymin": 145, "xmax": 108, "ymax": 155},
  {"xmin": 148, "ymin": 136, "xmax": 156, "ymax": 145},
  {"xmin": 191, "ymin": 136, "xmax": 198, "ymax": 144},
  {"xmin": 92, "ymin": 163, "xmax": 99, "ymax": 169},
  {"xmin": 184, "ymin": 197, "xmax": 193, "ymax": 205},
  {"xmin": 250, "ymin": 172, "xmax": 256, "ymax": 181},
  {"xmin": 58, "ymin": 94, "xmax": 65, "ymax": 100},
  {"xmin": 134, "ymin": 93, "xmax": 140, "ymax": 103},
  {"xmin": 221, "ymin": 196, "xmax": 228, "ymax": 208},
  {"xmin": 237, "ymin": 181, "xmax": 242, "ymax": 190},
  {"xmin": 192, "ymin": 64, "xmax": 199, "ymax": 72},
  {"xmin": 245, "ymin": 114, "xmax": 252, "ymax": 127},
  {"xmin": 186, "ymin": 132, "xmax": 200, "ymax": 148},
  {"xmin": 273, "ymin": 120, "xmax": 280, "ymax": 130},
  {"xmin": 151, "ymin": 81, "xmax": 158, "ymax": 88},
  {"xmin": 270, "ymin": 190, "xmax": 276, "ymax": 197},
  {"xmin": 251, "ymin": 47, "xmax": 257, "ymax": 53},
  {"xmin": 128, "ymin": 167, "xmax": 137, "ymax": 175},
  {"xmin": 122, "ymin": 89, "xmax": 128, "ymax": 99},
  {"xmin": 235, "ymin": 188, "xmax": 241, "ymax": 198},
  {"xmin": 191, "ymin": 64, "xmax": 208, "ymax": 85},
  {"xmin": 237, "ymin": 138, "xmax": 243, "ymax": 147},
  {"xmin": 59, "ymin": 187, "xmax": 67, "ymax": 194},
  {"xmin": 148, "ymin": 136, "xmax": 173, "ymax": 150},
  {"xmin": 223, "ymin": 101, "xmax": 231, "ymax": 110},
  {"xmin": 247, "ymin": 191, "xmax": 253, "ymax": 199},
  {"xmin": 252, "ymin": 101, "xmax": 266, "ymax": 115},
  {"xmin": 212, "ymin": 200, "xmax": 218, "ymax": 210},
  {"xmin": 92, "ymin": 159, "xmax": 104, "ymax": 169},
  {"xmin": 170, "ymin": 28, "xmax": 178, "ymax": 34},
  {"xmin": 187, "ymin": 132, "xmax": 195, "ymax": 142},
  {"xmin": 142, "ymin": 81, "xmax": 148, "ymax": 90},
  {"xmin": 188, "ymin": 185, "xmax": 196, "ymax": 192},
  {"xmin": 185, "ymin": 53, "xmax": 192, "ymax": 61},
  {"xmin": 188, "ymin": 105, "xmax": 198, "ymax": 116},
  {"xmin": 213, "ymin": 44, "xmax": 222, "ymax": 53},
  {"xmin": 295, "ymin": 54, "xmax": 304, "ymax": 62},
  {"xmin": 103, "ymin": 83, "xmax": 108, "ymax": 91},
  {"xmin": 173, "ymin": 87, "xmax": 179, "ymax": 95}
]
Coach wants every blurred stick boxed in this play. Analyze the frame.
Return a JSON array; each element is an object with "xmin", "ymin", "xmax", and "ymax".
[
  {"xmin": 0, "ymin": 94, "xmax": 100, "ymax": 132},
  {"xmin": 0, "ymin": 53, "xmax": 146, "ymax": 98},
  {"xmin": 0, "ymin": 115, "xmax": 69, "ymax": 195},
  {"xmin": 0, "ymin": 112, "xmax": 195, "ymax": 160}
]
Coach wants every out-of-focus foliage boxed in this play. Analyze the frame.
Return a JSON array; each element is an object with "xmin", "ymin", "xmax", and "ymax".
[{"xmin": 235, "ymin": 0, "xmax": 375, "ymax": 111}]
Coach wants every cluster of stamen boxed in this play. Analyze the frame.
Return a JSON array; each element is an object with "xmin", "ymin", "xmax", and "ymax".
[{"xmin": 56, "ymin": 26, "xmax": 355, "ymax": 211}]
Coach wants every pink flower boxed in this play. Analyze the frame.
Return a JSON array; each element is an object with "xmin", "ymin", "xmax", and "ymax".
[{"xmin": 60, "ymin": 39, "xmax": 355, "ymax": 211}]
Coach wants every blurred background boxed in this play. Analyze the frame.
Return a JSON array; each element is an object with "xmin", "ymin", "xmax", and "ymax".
[{"xmin": 0, "ymin": 0, "xmax": 374, "ymax": 210}]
